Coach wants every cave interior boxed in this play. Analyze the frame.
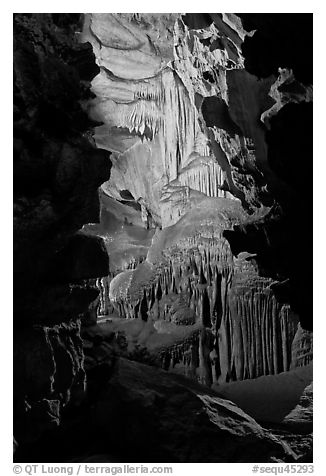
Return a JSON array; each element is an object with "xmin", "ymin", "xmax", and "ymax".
[{"xmin": 13, "ymin": 12, "xmax": 313, "ymax": 464}]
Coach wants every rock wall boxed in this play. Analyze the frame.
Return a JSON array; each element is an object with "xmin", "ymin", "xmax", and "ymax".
[{"xmin": 13, "ymin": 13, "xmax": 111, "ymax": 449}]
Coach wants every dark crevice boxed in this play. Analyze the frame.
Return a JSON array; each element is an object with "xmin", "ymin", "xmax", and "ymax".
[
  {"xmin": 182, "ymin": 13, "xmax": 213, "ymax": 30},
  {"xmin": 202, "ymin": 96, "xmax": 243, "ymax": 137}
]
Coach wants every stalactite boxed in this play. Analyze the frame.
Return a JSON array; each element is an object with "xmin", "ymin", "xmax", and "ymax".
[
  {"xmin": 89, "ymin": 21, "xmax": 240, "ymax": 228},
  {"xmin": 96, "ymin": 276, "xmax": 112, "ymax": 316},
  {"xmin": 104, "ymin": 238, "xmax": 301, "ymax": 387},
  {"xmin": 82, "ymin": 14, "xmax": 312, "ymax": 397},
  {"xmin": 216, "ymin": 285, "xmax": 300, "ymax": 383}
]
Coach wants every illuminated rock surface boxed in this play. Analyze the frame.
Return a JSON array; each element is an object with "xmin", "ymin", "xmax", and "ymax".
[{"xmin": 80, "ymin": 13, "xmax": 312, "ymax": 389}]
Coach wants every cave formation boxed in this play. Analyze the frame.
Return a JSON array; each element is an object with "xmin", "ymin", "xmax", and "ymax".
[{"xmin": 13, "ymin": 13, "xmax": 313, "ymax": 464}]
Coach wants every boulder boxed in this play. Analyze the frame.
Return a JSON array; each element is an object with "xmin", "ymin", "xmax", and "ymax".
[{"xmin": 91, "ymin": 358, "xmax": 297, "ymax": 462}]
